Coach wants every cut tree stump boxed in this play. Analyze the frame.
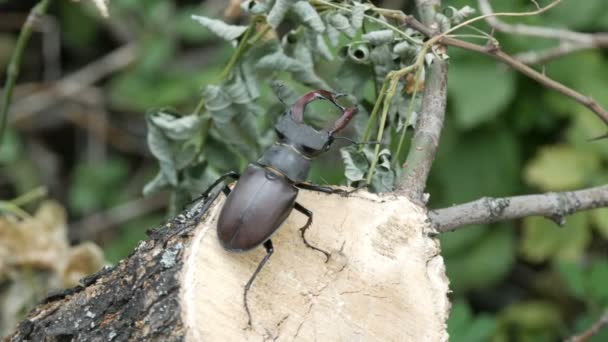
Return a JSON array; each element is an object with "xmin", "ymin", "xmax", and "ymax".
[{"xmin": 7, "ymin": 189, "xmax": 450, "ymax": 341}]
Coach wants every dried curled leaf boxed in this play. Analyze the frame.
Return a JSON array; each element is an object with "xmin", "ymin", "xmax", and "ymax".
[
  {"xmin": 329, "ymin": 12, "xmax": 356, "ymax": 38},
  {"xmin": 149, "ymin": 112, "xmax": 203, "ymax": 140},
  {"xmin": 351, "ymin": 4, "xmax": 366, "ymax": 30},
  {"xmin": 293, "ymin": 1, "xmax": 325, "ymax": 32},
  {"xmin": 191, "ymin": 15, "xmax": 248, "ymax": 41},
  {"xmin": 267, "ymin": 0, "xmax": 298, "ymax": 28},
  {"xmin": 362, "ymin": 30, "xmax": 394, "ymax": 45},
  {"xmin": 446, "ymin": 5, "xmax": 476, "ymax": 24},
  {"xmin": 0, "ymin": 200, "xmax": 106, "ymax": 335},
  {"xmin": 256, "ymin": 50, "xmax": 330, "ymax": 89}
]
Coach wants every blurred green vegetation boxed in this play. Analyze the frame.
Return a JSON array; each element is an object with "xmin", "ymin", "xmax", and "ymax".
[{"xmin": 0, "ymin": 0, "xmax": 607, "ymax": 340}]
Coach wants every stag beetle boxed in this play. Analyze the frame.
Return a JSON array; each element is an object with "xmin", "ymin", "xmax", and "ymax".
[{"xmin": 197, "ymin": 90, "xmax": 358, "ymax": 326}]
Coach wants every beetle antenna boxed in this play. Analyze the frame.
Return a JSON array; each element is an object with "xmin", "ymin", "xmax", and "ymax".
[
  {"xmin": 273, "ymin": 82, "xmax": 290, "ymax": 108},
  {"xmin": 333, "ymin": 136, "xmax": 381, "ymax": 145}
]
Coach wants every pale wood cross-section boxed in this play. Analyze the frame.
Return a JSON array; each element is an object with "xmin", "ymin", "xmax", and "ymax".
[
  {"xmin": 7, "ymin": 189, "xmax": 449, "ymax": 341},
  {"xmin": 182, "ymin": 190, "xmax": 450, "ymax": 341}
]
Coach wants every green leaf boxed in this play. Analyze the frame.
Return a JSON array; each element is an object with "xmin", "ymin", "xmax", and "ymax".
[
  {"xmin": 149, "ymin": 112, "xmax": 203, "ymax": 140},
  {"xmin": 566, "ymin": 110, "xmax": 608, "ymax": 160},
  {"xmin": 191, "ymin": 15, "xmax": 248, "ymax": 41},
  {"xmin": 328, "ymin": 12, "xmax": 356, "ymax": 38},
  {"xmin": 496, "ymin": 301, "xmax": 562, "ymax": 342},
  {"xmin": 448, "ymin": 299, "xmax": 496, "ymax": 342},
  {"xmin": 340, "ymin": 145, "xmax": 368, "ymax": 183},
  {"xmin": 143, "ymin": 171, "xmax": 169, "ymax": 196},
  {"xmin": 439, "ymin": 224, "xmax": 487, "ymax": 256},
  {"xmin": 431, "ymin": 126, "xmax": 521, "ymax": 205},
  {"xmin": 587, "ymin": 260, "xmax": 608, "ymax": 305},
  {"xmin": 520, "ymin": 213, "xmax": 590, "ymax": 263},
  {"xmin": 524, "ymin": 145, "xmax": 600, "ymax": 191},
  {"xmin": 267, "ymin": 0, "xmax": 297, "ymax": 28},
  {"xmin": 443, "ymin": 225, "xmax": 515, "ymax": 292},
  {"xmin": 591, "ymin": 208, "xmax": 608, "ymax": 238},
  {"xmin": 370, "ymin": 149, "xmax": 395, "ymax": 192},
  {"xmin": 0, "ymin": 130, "xmax": 21, "ymax": 164},
  {"xmin": 292, "ymin": 2, "xmax": 325, "ymax": 32},
  {"xmin": 448, "ymin": 59, "xmax": 516, "ymax": 129},
  {"xmin": 362, "ymin": 30, "xmax": 394, "ymax": 45},
  {"xmin": 557, "ymin": 261, "xmax": 586, "ymax": 299},
  {"xmin": 69, "ymin": 158, "xmax": 129, "ymax": 215},
  {"xmin": 256, "ymin": 50, "xmax": 330, "ymax": 89},
  {"xmin": 350, "ymin": 4, "xmax": 366, "ymax": 30}
]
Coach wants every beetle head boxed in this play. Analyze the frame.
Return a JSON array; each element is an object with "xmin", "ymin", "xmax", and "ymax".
[{"xmin": 275, "ymin": 90, "xmax": 358, "ymax": 157}]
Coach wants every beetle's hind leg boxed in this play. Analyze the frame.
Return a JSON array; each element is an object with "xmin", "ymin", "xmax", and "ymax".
[
  {"xmin": 294, "ymin": 202, "xmax": 331, "ymax": 262},
  {"xmin": 244, "ymin": 240, "xmax": 274, "ymax": 328}
]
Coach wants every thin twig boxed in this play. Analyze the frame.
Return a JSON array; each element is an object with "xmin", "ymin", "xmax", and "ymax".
[
  {"xmin": 9, "ymin": 44, "xmax": 137, "ymax": 124},
  {"xmin": 393, "ymin": 0, "xmax": 448, "ymax": 204},
  {"xmin": 514, "ymin": 42, "xmax": 596, "ymax": 64},
  {"xmin": 69, "ymin": 192, "xmax": 168, "ymax": 242},
  {"xmin": 478, "ymin": 0, "xmax": 608, "ymax": 64},
  {"xmin": 0, "ymin": 0, "xmax": 52, "ymax": 145},
  {"xmin": 429, "ymin": 184, "xmax": 608, "ymax": 232},
  {"xmin": 478, "ymin": 0, "xmax": 607, "ymax": 44},
  {"xmin": 403, "ymin": 16, "xmax": 608, "ymax": 125},
  {"xmin": 442, "ymin": 37, "xmax": 608, "ymax": 124},
  {"xmin": 567, "ymin": 310, "xmax": 608, "ymax": 342}
]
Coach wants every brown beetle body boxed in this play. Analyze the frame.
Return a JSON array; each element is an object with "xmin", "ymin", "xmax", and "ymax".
[
  {"xmin": 197, "ymin": 90, "xmax": 359, "ymax": 327},
  {"xmin": 217, "ymin": 164, "xmax": 298, "ymax": 251}
]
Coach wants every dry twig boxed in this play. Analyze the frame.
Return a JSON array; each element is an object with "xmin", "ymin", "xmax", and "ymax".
[
  {"xmin": 403, "ymin": 16, "xmax": 608, "ymax": 125},
  {"xmin": 429, "ymin": 184, "xmax": 608, "ymax": 232},
  {"xmin": 567, "ymin": 310, "xmax": 608, "ymax": 342},
  {"xmin": 9, "ymin": 44, "xmax": 136, "ymax": 124},
  {"xmin": 478, "ymin": 0, "xmax": 608, "ymax": 64}
]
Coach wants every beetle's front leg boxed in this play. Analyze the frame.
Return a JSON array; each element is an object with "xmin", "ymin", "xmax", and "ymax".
[
  {"xmin": 293, "ymin": 202, "xmax": 331, "ymax": 262},
  {"xmin": 296, "ymin": 182, "xmax": 361, "ymax": 197},
  {"xmin": 190, "ymin": 171, "xmax": 240, "ymax": 204}
]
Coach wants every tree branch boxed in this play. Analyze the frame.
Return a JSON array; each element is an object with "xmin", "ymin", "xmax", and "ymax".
[
  {"xmin": 403, "ymin": 16, "xmax": 608, "ymax": 125},
  {"xmin": 478, "ymin": 0, "xmax": 608, "ymax": 44},
  {"xmin": 514, "ymin": 41, "xmax": 597, "ymax": 65},
  {"xmin": 478, "ymin": 0, "xmax": 608, "ymax": 64},
  {"xmin": 428, "ymin": 184, "xmax": 608, "ymax": 233},
  {"xmin": 568, "ymin": 310, "xmax": 608, "ymax": 342},
  {"xmin": 395, "ymin": 0, "xmax": 448, "ymax": 204}
]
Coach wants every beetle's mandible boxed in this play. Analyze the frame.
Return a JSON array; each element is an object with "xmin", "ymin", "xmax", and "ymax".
[{"xmin": 197, "ymin": 89, "xmax": 358, "ymax": 327}]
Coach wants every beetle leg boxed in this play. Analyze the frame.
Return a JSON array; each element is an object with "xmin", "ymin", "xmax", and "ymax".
[
  {"xmin": 189, "ymin": 171, "xmax": 240, "ymax": 204},
  {"xmin": 296, "ymin": 182, "xmax": 360, "ymax": 197},
  {"xmin": 293, "ymin": 202, "xmax": 331, "ymax": 262},
  {"xmin": 243, "ymin": 239, "xmax": 274, "ymax": 328}
]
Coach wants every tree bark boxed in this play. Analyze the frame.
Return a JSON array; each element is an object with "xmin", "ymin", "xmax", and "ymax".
[{"xmin": 7, "ymin": 190, "xmax": 450, "ymax": 341}]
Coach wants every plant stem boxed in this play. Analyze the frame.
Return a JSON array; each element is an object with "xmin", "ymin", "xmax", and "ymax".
[
  {"xmin": 10, "ymin": 186, "xmax": 47, "ymax": 207},
  {"xmin": 361, "ymin": 78, "xmax": 389, "ymax": 145},
  {"xmin": 393, "ymin": 54, "xmax": 426, "ymax": 165},
  {"xmin": 0, "ymin": 0, "xmax": 52, "ymax": 146},
  {"xmin": 365, "ymin": 76, "xmax": 399, "ymax": 185}
]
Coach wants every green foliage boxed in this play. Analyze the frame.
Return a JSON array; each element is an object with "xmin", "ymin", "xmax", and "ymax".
[
  {"xmin": 68, "ymin": 158, "xmax": 130, "ymax": 215},
  {"xmin": 495, "ymin": 301, "xmax": 563, "ymax": 342},
  {"xmin": 448, "ymin": 300, "xmax": 497, "ymax": 342},
  {"xmin": 521, "ymin": 213, "xmax": 591, "ymax": 262},
  {"xmin": 442, "ymin": 224, "xmax": 515, "ymax": 292},
  {"xmin": 524, "ymin": 145, "xmax": 600, "ymax": 191},
  {"xmin": 448, "ymin": 58, "xmax": 516, "ymax": 129}
]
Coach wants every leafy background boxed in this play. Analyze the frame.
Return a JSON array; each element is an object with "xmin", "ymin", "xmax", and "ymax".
[{"xmin": 0, "ymin": 0, "xmax": 607, "ymax": 340}]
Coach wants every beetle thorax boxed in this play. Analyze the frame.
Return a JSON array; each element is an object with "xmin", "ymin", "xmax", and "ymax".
[{"xmin": 257, "ymin": 143, "xmax": 311, "ymax": 183}]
